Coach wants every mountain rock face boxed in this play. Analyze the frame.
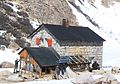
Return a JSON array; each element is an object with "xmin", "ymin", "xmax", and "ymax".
[
  {"xmin": 0, "ymin": 1, "xmax": 34, "ymax": 48},
  {"xmin": 101, "ymin": 0, "xmax": 120, "ymax": 7},
  {"xmin": 10, "ymin": 0, "xmax": 78, "ymax": 25},
  {"xmin": 88, "ymin": 0, "xmax": 120, "ymax": 7}
]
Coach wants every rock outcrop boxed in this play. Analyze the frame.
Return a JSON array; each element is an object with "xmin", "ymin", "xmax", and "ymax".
[
  {"xmin": 7, "ymin": 0, "xmax": 78, "ymax": 25},
  {"xmin": 0, "ymin": 61, "xmax": 14, "ymax": 68}
]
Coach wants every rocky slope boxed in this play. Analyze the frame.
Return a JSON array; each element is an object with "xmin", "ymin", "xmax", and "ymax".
[
  {"xmin": 70, "ymin": 0, "xmax": 120, "ymax": 7},
  {"xmin": 8, "ymin": 0, "xmax": 78, "ymax": 25},
  {"xmin": 0, "ymin": 1, "xmax": 34, "ymax": 48}
]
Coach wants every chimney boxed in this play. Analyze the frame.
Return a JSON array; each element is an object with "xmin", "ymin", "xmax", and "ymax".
[{"xmin": 62, "ymin": 19, "xmax": 69, "ymax": 27}]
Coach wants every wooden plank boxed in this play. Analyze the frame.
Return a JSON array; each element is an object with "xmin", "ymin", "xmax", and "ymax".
[{"xmin": 39, "ymin": 68, "xmax": 42, "ymax": 78}]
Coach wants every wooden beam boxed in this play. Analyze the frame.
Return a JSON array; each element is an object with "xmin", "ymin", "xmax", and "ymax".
[
  {"xmin": 68, "ymin": 63, "xmax": 89, "ymax": 66},
  {"xmin": 39, "ymin": 68, "xmax": 42, "ymax": 78},
  {"xmin": 25, "ymin": 59, "xmax": 27, "ymax": 73}
]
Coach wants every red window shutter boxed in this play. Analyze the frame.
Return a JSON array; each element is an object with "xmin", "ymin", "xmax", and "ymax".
[
  {"xmin": 47, "ymin": 38, "xmax": 52, "ymax": 46},
  {"xmin": 36, "ymin": 37, "xmax": 40, "ymax": 45}
]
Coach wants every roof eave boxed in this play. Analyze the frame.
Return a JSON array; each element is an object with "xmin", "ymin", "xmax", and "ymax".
[{"xmin": 27, "ymin": 24, "xmax": 44, "ymax": 38}]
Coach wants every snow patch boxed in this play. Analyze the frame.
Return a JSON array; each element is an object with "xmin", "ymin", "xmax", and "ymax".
[
  {"xmin": 6, "ymin": 1, "xmax": 20, "ymax": 12},
  {"xmin": 30, "ymin": 20, "xmax": 40, "ymax": 29}
]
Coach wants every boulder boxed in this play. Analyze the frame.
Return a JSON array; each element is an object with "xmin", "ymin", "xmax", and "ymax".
[
  {"xmin": 0, "ymin": 70, "xmax": 12, "ymax": 79},
  {"xmin": 0, "ymin": 61, "xmax": 14, "ymax": 68},
  {"xmin": 6, "ymin": 74, "xmax": 24, "ymax": 82},
  {"xmin": 71, "ymin": 74, "xmax": 95, "ymax": 84},
  {"xmin": 111, "ymin": 67, "xmax": 120, "ymax": 73}
]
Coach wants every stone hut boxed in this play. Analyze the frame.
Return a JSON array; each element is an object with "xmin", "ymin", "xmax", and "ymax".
[{"xmin": 28, "ymin": 19, "xmax": 105, "ymax": 68}]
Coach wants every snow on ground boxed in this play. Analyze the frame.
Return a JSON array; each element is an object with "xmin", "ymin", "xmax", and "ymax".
[
  {"xmin": 16, "ymin": 79, "xmax": 73, "ymax": 84},
  {"xmin": 0, "ymin": 68, "xmax": 14, "ymax": 73},
  {"xmin": 103, "ymin": 39, "xmax": 120, "ymax": 67},
  {"xmin": 0, "ymin": 49, "xmax": 19, "ymax": 64},
  {"xmin": 114, "ymin": 75, "xmax": 120, "ymax": 82},
  {"xmin": 92, "ymin": 75, "xmax": 103, "ymax": 80}
]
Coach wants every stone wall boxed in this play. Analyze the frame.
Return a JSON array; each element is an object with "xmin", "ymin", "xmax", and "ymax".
[{"xmin": 54, "ymin": 45, "xmax": 103, "ymax": 67}]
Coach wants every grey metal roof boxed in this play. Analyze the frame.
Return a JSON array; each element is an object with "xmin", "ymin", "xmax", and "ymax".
[
  {"xmin": 44, "ymin": 24, "xmax": 105, "ymax": 42},
  {"xmin": 25, "ymin": 47, "xmax": 60, "ymax": 68},
  {"xmin": 28, "ymin": 24, "xmax": 105, "ymax": 43}
]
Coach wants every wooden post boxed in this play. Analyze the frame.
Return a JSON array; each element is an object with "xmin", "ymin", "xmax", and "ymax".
[
  {"xmin": 19, "ymin": 57, "xmax": 22, "ymax": 75},
  {"xmin": 39, "ymin": 67, "xmax": 42, "ymax": 78},
  {"xmin": 19, "ymin": 57, "xmax": 21, "ymax": 71},
  {"xmin": 25, "ymin": 58, "xmax": 27, "ymax": 73},
  {"xmin": 50, "ymin": 68, "xmax": 52, "ymax": 74}
]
